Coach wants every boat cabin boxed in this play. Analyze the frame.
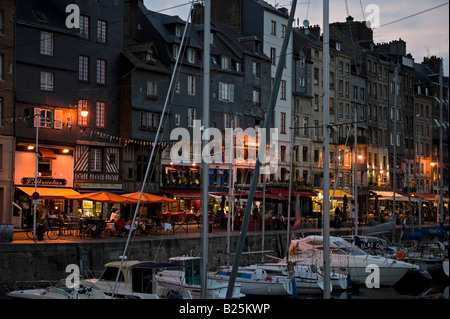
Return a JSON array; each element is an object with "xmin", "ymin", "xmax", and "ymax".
[{"xmin": 168, "ymin": 256, "xmax": 201, "ymax": 285}]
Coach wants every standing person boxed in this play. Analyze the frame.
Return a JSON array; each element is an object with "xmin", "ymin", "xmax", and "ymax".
[
  {"xmin": 350, "ymin": 208, "xmax": 356, "ymax": 229},
  {"xmin": 110, "ymin": 205, "xmax": 119, "ymax": 222},
  {"xmin": 334, "ymin": 206, "xmax": 341, "ymax": 229}
]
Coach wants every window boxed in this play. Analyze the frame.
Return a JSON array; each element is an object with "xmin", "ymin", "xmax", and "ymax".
[
  {"xmin": 188, "ymin": 108, "xmax": 196, "ymax": 126},
  {"xmin": 314, "ymin": 121, "xmax": 319, "ymax": 139},
  {"xmin": 140, "ymin": 112, "xmax": 161, "ymax": 130},
  {"xmin": 40, "ymin": 32, "xmax": 53, "ymax": 55},
  {"xmin": 90, "ymin": 149, "xmax": 102, "ymax": 171},
  {"xmin": 78, "ymin": 99, "xmax": 89, "ymax": 126},
  {"xmin": 33, "ymin": 108, "xmax": 54, "ymax": 128},
  {"xmin": 96, "ymin": 59, "xmax": 106, "ymax": 84},
  {"xmin": 252, "ymin": 89, "xmax": 260, "ymax": 106},
  {"xmin": 175, "ymin": 113, "xmax": 181, "ymax": 126},
  {"xmin": 280, "ymin": 145, "xmax": 286, "ymax": 162},
  {"xmin": 270, "ymin": 47, "xmax": 276, "ymax": 65},
  {"xmin": 280, "ymin": 112, "xmax": 286, "ymax": 134},
  {"xmin": 303, "ymin": 117, "xmax": 309, "ymax": 137},
  {"xmin": 175, "ymin": 24, "xmax": 181, "ymax": 37},
  {"xmin": 252, "ymin": 61, "xmax": 260, "ymax": 77},
  {"xmin": 271, "ymin": 20, "xmax": 276, "ymax": 35},
  {"xmin": 299, "ymin": 76, "xmax": 305, "ymax": 87},
  {"xmin": 0, "ymin": 10, "xmax": 3, "ymax": 34},
  {"xmin": 173, "ymin": 44, "xmax": 179, "ymax": 59},
  {"xmin": 40, "ymin": 71, "xmax": 53, "ymax": 91},
  {"xmin": 0, "ymin": 54, "xmax": 3, "ymax": 80},
  {"xmin": 175, "ymin": 80, "xmax": 181, "ymax": 93},
  {"xmin": 79, "ymin": 56, "xmax": 89, "ymax": 81},
  {"xmin": 281, "ymin": 24, "xmax": 286, "ymax": 38},
  {"xmin": 0, "ymin": 97, "xmax": 2, "ymax": 127},
  {"xmin": 281, "ymin": 80, "xmax": 286, "ymax": 100},
  {"xmin": 314, "ymin": 68, "xmax": 319, "ymax": 84},
  {"xmin": 147, "ymin": 81, "xmax": 157, "ymax": 97},
  {"xmin": 221, "ymin": 56, "xmax": 230, "ymax": 69},
  {"xmin": 187, "ymin": 48, "xmax": 196, "ymax": 63},
  {"xmin": 187, "ymin": 76, "xmax": 195, "ymax": 95},
  {"xmin": 97, "ymin": 20, "xmax": 107, "ymax": 43},
  {"xmin": 299, "ymin": 57, "xmax": 305, "ymax": 67},
  {"xmin": 96, "ymin": 101, "xmax": 106, "ymax": 128},
  {"xmin": 80, "ymin": 15, "xmax": 89, "ymax": 39},
  {"xmin": 219, "ymin": 82, "xmax": 234, "ymax": 102}
]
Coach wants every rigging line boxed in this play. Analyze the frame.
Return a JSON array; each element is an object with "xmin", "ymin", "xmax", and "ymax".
[
  {"xmin": 379, "ymin": 2, "xmax": 449, "ymax": 28},
  {"xmin": 111, "ymin": 0, "xmax": 195, "ymax": 298}
]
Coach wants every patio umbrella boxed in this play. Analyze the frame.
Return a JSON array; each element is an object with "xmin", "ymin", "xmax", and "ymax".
[
  {"xmin": 65, "ymin": 191, "xmax": 135, "ymax": 204},
  {"xmin": 122, "ymin": 192, "xmax": 177, "ymax": 203}
]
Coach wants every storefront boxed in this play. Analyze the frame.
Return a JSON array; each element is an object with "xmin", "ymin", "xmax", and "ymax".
[
  {"xmin": 14, "ymin": 145, "xmax": 77, "ymax": 228},
  {"xmin": 74, "ymin": 183, "xmax": 124, "ymax": 218}
]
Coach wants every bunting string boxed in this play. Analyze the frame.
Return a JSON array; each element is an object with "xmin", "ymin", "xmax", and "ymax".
[{"xmin": 1, "ymin": 114, "xmax": 174, "ymax": 148}]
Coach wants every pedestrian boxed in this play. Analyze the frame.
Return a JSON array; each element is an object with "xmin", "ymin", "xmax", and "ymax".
[
  {"xmin": 334, "ymin": 206, "xmax": 341, "ymax": 229},
  {"xmin": 350, "ymin": 208, "xmax": 356, "ymax": 229}
]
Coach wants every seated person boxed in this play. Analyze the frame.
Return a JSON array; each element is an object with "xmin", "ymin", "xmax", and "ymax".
[{"xmin": 115, "ymin": 216, "xmax": 129, "ymax": 237}]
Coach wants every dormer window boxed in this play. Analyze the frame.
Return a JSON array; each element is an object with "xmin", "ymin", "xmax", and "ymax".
[
  {"xmin": 187, "ymin": 48, "xmax": 195, "ymax": 63},
  {"xmin": 175, "ymin": 24, "xmax": 181, "ymax": 37},
  {"xmin": 173, "ymin": 44, "xmax": 179, "ymax": 59},
  {"xmin": 145, "ymin": 49, "xmax": 156, "ymax": 63},
  {"xmin": 221, "ymin": 56, "xmax": 230, "ymax": 70}
]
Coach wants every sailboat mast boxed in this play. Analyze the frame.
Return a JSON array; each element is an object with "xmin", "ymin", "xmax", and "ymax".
[
  {"xmin": 225, "ymin": 0, "xmax": 297, "ymax": 299},
  {"xmin": 322, "ymin": 0, "xmax": 331, "ymax": 300},
  {"xmin": 201, "ymin": 0, "xmax": 211, "ymax": 299}
]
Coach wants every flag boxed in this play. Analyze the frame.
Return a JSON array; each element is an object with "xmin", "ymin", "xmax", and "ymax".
[{"xmin": 293, "ymin": 212, "xmax": 302, "ymax": 230}]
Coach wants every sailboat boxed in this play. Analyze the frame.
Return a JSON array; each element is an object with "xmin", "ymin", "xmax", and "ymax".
[
  {"xmin": 289, "ymin": 235, "xmax": 420, "ymax": 286},
  {"xmin": 209, "ymin": 264, "xmax": 294, "ymax": 296},
  {"xmin": 6, "ymin": 280, "xmax": 109, "ymax": 299},
  {"xmin": 156, "ymin": 256, "xmax": 245, "ymax": 299}
]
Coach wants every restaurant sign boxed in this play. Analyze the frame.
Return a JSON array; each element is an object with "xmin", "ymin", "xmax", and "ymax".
[{"xmin": 21, "ymin": 177, "xmax": 67, "ymax": 186}]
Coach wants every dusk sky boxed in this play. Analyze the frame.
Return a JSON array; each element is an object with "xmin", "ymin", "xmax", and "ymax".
[{"xmin": 143, "ymin": 0, "xmax": 449, "ymax": 76}]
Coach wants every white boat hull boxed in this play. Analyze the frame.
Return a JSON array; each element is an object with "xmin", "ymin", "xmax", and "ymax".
[
  {"xmin": 156, "ymin": 274, "xmax": 242, "ymax": 299},
  {"xmin": 209, "ymin": 272, "xmax": 293, "ymax": 296},
  {"xmin": 7, "ymin": 286, "xmax": 109, "ymax": 299}
]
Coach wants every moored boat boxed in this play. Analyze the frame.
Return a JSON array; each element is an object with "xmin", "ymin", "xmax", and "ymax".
[
  {"xmin": 7, "ymin": 280, "xmax": 109, "ymax": 299},
  {"xmin": 209, "ymin": 264, "xmax": 294, "ymax": 296},
  {"xmin": 290, "ymin": 235, "xmax": 419, "ymax": 286},
  {"xmin": 84, "ymin": 260, "xmax": 192, "ymax": 299},
  {"xmin": 156, "ymin": 256, "xmax": 245, "ymax": 299}
]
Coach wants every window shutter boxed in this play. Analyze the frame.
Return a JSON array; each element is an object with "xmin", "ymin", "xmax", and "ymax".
[
  {"xmin": 229, "ymin": 84, "xmax": 234, "ymax": 103},
  {"xmin": 219, "ymin": 82, "xmax": 223, "ymax": 100},
  {"xmin": 54, "ymin": 109, "xmax": 62, "ymax": 129}
]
